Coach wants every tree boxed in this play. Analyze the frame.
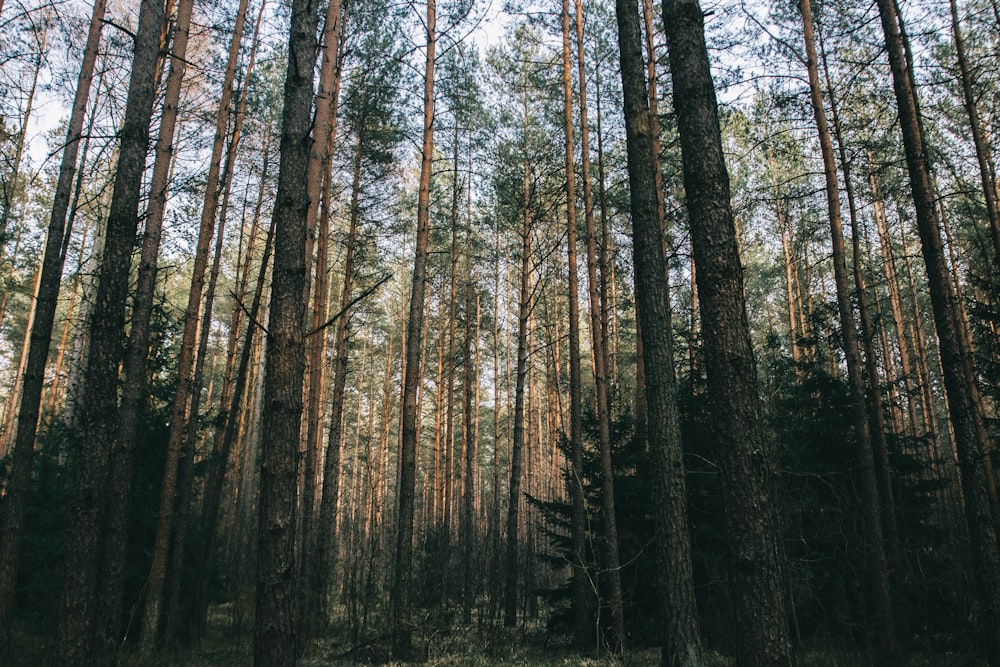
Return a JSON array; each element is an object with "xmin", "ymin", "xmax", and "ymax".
[
  {"xmin": 392, "ymin": 0, "xmax": 435, "ymax": 657},
  {"xmin": 613, "ymin": 0, "xmax": 703, "ymax": 664},
  {"xmin": 874, "ymin": 0, "xmax": 1000, "ymax": 660},
  {"xmin": 660, "ymin": 0, "xmax": 792, "ymax": 663},
  {"xmin": 58, "ymin": 0, "xmax": 164, "ymax": 660},
  {"xmin": 0, "ymin": 0, "xmax": 106, "ymax": 650},
  {"xmin": 797, "ymin": 0, "xmax": 894, "ymax": 648},
  {"xmin": 254, "ymin": 0, "xmax": 321, "ymax": 659},
  {"xmin": 559, "ymin": 0, "xmax": 589, "ymax": 648}
]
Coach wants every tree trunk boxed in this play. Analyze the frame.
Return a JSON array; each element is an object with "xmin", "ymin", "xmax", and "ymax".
[
  {"xmin": 0, "ymin": 0, "xmax": 105, "ymax": 649},
  {"xmin": 660, "ymin": 0, "xmax": 792, "ymax": 663},
  {"xmin": 561, "ymin": 0, "xmax": 590, "ymax": 647},
  {"xmin": 139, "ymin": 0, "xmax": 250, "ymax": 642},
  {"xmin": 254, "ymin": 0, "xmax": 321, "ymax": 658},
  {"xmin": 300, "ymin": 0, "xmax": 345, "ymax": 626},
  {"xmin": 614, "ymin": 1, "xmax": 703, "ymax": 664},
  {"xmin": 58, "ymin": 0, "xmax": 163, "ymax": 659},
  {"xmin": 798, "ymin": 0, "xmax": 895, "ymax": 648},
  {"xmin": 504, "ymin": 105, "xmax": 532, "ymax": 628},
  {"xmin": 948, "ymin": 0, "xmax": 1000, "ymax": 268},
  {"xmin": 392, "ymin": 0, "xmax": 434, "ymax": 657},
  {"xmin": 316, "ymin": 125, "xmax": 363, "ymax": 626},
  {"xmin": 875, "ymin": 0, "xmax": 1000, "ymax": 660}
]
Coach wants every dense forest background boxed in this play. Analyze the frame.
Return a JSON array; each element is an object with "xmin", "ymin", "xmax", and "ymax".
[{"xmin": 0, "ymin": 0, "xmax": 999, "ymax": 663}]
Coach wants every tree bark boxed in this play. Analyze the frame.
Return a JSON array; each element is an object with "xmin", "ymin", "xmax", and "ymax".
[
  {"xmin": 392, "ymin": 0, "xmax": 434, "ymax": 657},
  {"xmin": 58, "ymin": 0, "xmax": 163, "ymax": 659},
  {"xmin": 660, "ymin": 0, "xmax": 792, "ymax": 663},
  {"xmin": 0, "ymin": 0, "xmax": 105, "ymax": 649},
  {"xmin": 614, "ymin": 1, "xmax": 703, "ymax": 664},
  {"xmin": 875, "ymin": 0, "xmax": 1000, "ymax": 660},
  {"xmin": 561, "ymin": 0, "xmax": 589, "ymax": 648},
  {"xmin": 504, "ymin": 98, "xmax": 532, "ymax": 628},
  {"xmin": 254, "ymin": 0, "xmax": 321, "ymax": 658},
  {"xmin": 798, "ymin": 0, "xmax": 895, "ymax": 648}
]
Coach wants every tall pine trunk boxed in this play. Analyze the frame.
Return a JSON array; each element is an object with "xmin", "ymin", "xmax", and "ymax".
[
  {"xmin": 392, "ymin": 0, "xmax": 434, "ymax": 657},
  {"xmin": 0, "ymin": 0, "xmax": 106, "ymax": 649},
  {"xmin": 614, "ymin": 1, "xmax": 703, "ymax": 664},
  {"xmin": 660, "ymin": 0, "xmax": 792, "ymax": 662},
  {"xmin": 58, "ymin": 0, "xmax": 163, "ymax": 659},
  {"xmin": 798, "ymin": 0, "xmax": 895, "ymax": 648},
  {"xmin": 254, "ymin": 0, "xmax": 321, "ymax": 658},
  {"xmin": 875, "ymin": 0, "xmax": 1000, "ymax": 660}
]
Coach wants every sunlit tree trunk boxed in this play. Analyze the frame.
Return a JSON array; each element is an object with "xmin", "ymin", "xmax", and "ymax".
[
  {"xmin": 392, "ymin": 0, "xmax": 434, "ymax": 656},
  {"xmin": 254, "ymin": 0, "xmax": 321, "ymax": 657}
]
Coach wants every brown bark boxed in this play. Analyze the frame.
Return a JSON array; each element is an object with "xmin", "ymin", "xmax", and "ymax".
[
  {"xmin": 392, "ymin": 0, "xmax": 434, "ymax": 656},
  {"xmin": 615, "ymin": 1, "xmax": 703, "ymax": 664},
  {"xmin": 581, "ymin": 3, "xmax": 625, "ymax": 648},
  {"xmin": 820, "ymin": 34, "xmax": 900, "ymax": 553},
  {"xmin": 139, "ymin": 0, "xmax": 249, "ymax": 643},
  {"xmin": 660, "ymin": 0, "xmax": 791, "ymax": 662},
  {"xmin": 875, "ymin": 0, "xmax": 1000, "ymax": 660},
  {"xmin": 505, "ymin": 97, "xmax": 533, "ymax": 628},
  {"xmin": 254, "ymin": 0, "xmax": 321, "ymax": 657},
  {"xmin": 799, "ymin": 0, "xmax": 895, "ymax": 646},
  {"xmin": 300, "ymin": 0, "xmax": 346, "ymax": 617},
  {"xmin": 562, "ymin": 0, "xmax": 589, "ymax": 647},
  {"xmin": 58, "ymin": 0, "xmax": 163, "ymax": 659},
  {"xmin": 316, "ymin": 124, "xmax": 363, "ymax": 626},
  {"xmin": 193, "ymin": 136, "xmax": 270, "ymax": 644},
  {"xmin": 0, "ymin": 0, "xmax": 105, "ymax": 648},
  {"xmin": 948, "ymin": 0, "xmax": 1000, "ymax": 267}
]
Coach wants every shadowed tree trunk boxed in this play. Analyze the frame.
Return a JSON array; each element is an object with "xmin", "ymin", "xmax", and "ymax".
[
  {"xmin": 0, "ymin": 0, "xmax": 106, "ymax": 650},
  {"xmin": 875, "ymin": 0, "xmax": 1000, "ymax": 660},
  {"xmin": 660, "ymin": 0, "xmax": 792, "ymax": 663},
  {"xmin": 614, "ymin": 0, "xmax": 703, "ymax": 664},
  {"xmin": 57, "ymin": 0, "xmax": 163, "ymax": 660},
  {"xmin": 798, "ymin": 0, "xmax": 895, "ymax": 649}
]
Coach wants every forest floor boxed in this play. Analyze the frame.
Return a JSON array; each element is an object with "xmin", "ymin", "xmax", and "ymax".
[{"xmin": 7, "ymin": 604, "xmax": 984, "ymax": 665}]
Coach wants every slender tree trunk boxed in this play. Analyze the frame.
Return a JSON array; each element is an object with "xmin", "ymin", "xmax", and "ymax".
[
  {"xmin": 58, "ymin": 0, "xmax": 163, "ymax": 659},
  {"xmin": 392, "ymin": 0, "xmax": 434, "ymax": 656},
  {"xmin": 505, "ymin": 107, "xmax": 532, "ymax": 629},
  {"xmin": 580, "ymin": 3, "xmax": 626, "ymax": 649},
  {"xmin": 798, "ymin": 0, "xmax": 895, "ymax": 648},
  {"xmin": 192, "ymin": 137, "xmax": 270, "ymax": 643},
  {"xmin": 300, "ymin": 0, "xmax": 345, "ymax": 623},
  {"xmin": 254, "ymin": 0, "xmax": 321, "ymax": 658},
  {"xmin": 875, "ymin": 0, "xmax": 1000, "ymax": 661},
  {"xmin": 561, "ymin": 0, "xmax": 589, "ymax": 647},
  {"xmin": 460, "ymin": 243, "xmax": 477, "ymax": 624},
  {"xmin": 0, "ymin": 23, "xmax": 45, "ymax": 265},
  {"xmin": 317, "ymin": 127, "xmax": 363, "ymax": 625},
  {"xmin": 105, "ymin": 0, "xmax": 190, "ymax": 648},
  {"xmin": 614, "ymin": 1, "xmax": 703, "ymax": 664},
  {"xmin": 0, "ymin": 0, "xmax": 105, "ymax": 649},
  {"xmin": 819, "ymin": 31, "xmax": 900, "ymax": 551},
  {"xmin": 140, "ymin": 0, "xmax": 252, "ymax": 642},
  {"xmin": 660, "ymin": 0, "xmax": 792, "ymax": 663},
  {"xmin": 948, "ymin": 0, "xmax": 1000, "ymax": 267}
]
